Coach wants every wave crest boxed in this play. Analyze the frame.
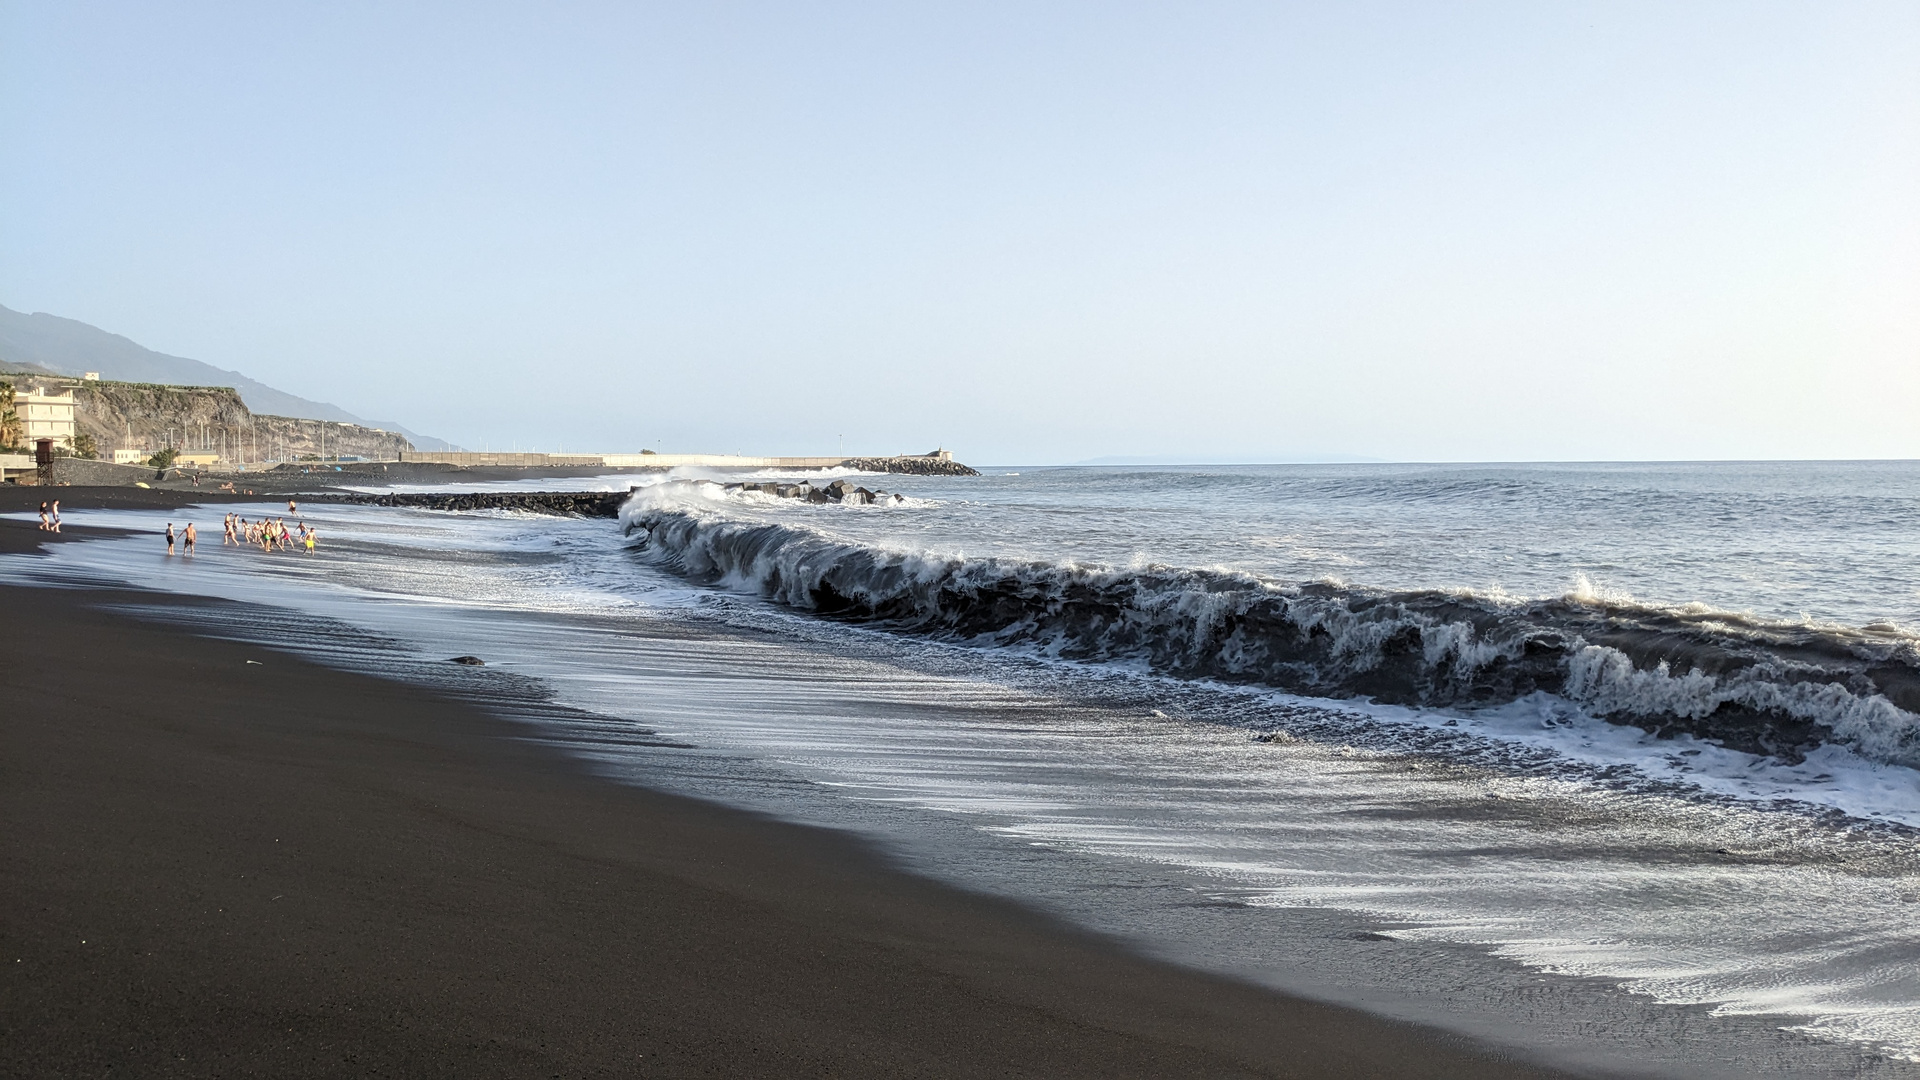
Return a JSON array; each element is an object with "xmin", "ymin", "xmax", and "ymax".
[{"xmin": 622, "ymin": 494, "xmax": 1920, "ymax": 767}]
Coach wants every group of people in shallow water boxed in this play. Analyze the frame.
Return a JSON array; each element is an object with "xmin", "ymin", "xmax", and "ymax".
[
  {"xmin": 164, "ymin": 501, "xmax": 318, "ymax": 556},
  {"xmin": 224, "ymin": 509, "xmax": 317, "ymax": 554},
  {"xmin": 37, "ymin": 500, "xmax": 61, "ymax": 533}
]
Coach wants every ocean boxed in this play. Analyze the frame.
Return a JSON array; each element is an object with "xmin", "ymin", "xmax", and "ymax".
[{"xmin": 13, "ymin": 460, "xmax": 1920, "ymax": 1077}]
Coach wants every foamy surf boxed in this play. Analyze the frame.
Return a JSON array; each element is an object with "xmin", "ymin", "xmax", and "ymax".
[{"xmin": 621, "ymin": 482, "xmax": 1920, "ymax": 773}]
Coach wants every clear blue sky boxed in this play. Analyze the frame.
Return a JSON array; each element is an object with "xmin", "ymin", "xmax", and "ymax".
[{"xmin": 2, "ymin": 1, "xmax": 1915, "ymax": 462}]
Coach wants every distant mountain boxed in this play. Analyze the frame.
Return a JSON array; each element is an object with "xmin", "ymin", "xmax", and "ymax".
[{"xmin": 0, "ymin": 303, "xmax": 459, "ymax": 451}]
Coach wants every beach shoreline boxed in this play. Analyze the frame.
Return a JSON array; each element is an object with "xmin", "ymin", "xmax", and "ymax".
[{"xmin": 0, "ymin": 511, "xmax": 1580, "ymax": 1078}]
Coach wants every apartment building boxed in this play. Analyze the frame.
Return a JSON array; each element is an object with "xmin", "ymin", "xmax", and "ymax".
[{"xmin": 17, "ymin": 386, "xmax": 77, "ymax": 451}]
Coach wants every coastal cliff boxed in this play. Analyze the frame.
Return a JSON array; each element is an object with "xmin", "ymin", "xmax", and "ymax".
[{"xmin": 7, "ymin": 374, "xmax": 415, "ymax": 462}]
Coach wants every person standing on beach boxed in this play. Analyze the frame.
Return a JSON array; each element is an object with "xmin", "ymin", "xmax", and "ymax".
[
  {"xmin": 183, "ymin": 523, "xmax": 196, "ymax": 555},
  {"xmin": 49, "ymin": 500, "xmax": 60, "ymax": 532},
  {"xmin": 38, "ymin": 502, "xmax": 49, "ymax": 531},
  {"xmin": 303, "ymin": 525, "xmax": 316, "ymax": 555},
  {"xmin": 288, "ymin": 499, "xmax": 298, "ymax": 515},
  {"xmin": 165, "ymin": 523, "xmax": 175, "ymax": 555}
]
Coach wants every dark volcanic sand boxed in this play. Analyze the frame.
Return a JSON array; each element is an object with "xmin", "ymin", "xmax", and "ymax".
[
  {"xmin": 0, "ymin": 486, "xmax": 256, "ymax": 513},
  {"xmin": 0, "ymin": 514, "xmax": 1575, "ymax": 1078}
]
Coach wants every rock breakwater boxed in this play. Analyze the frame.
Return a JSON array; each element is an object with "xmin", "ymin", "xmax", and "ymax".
[
  {"xmin": 723, "ymin": 478, "xmax": 904, "ymax": 504},
  {"xmin": 320, "ymin": 478, "xmax": 907, "ymax": 518},
  {"xmin": 321, "ymin": 491, "xmax": 631, "ymax": 517},
  {"xmin": 840, "ymin": 456, "xmax": 978, "ymax": 476}
]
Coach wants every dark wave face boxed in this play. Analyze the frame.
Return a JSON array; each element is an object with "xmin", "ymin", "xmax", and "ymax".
[{"xmin": 623, "ymin": 500, "xmax": 1920, "ymax": 768}]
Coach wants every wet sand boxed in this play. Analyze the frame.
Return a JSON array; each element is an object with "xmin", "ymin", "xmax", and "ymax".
[{"xmin": 0, "ymin": 503, "xmax": 1578, "ymax": 1078}]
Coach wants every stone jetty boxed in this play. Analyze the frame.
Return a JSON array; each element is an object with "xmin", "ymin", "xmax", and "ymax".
[{"xmin": 836, "ymin": 456, "xmax": 976, "ymax": 476}]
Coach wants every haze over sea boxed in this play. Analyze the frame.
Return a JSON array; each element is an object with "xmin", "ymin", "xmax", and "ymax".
[{"xmin": 16, "ymin": 458, "xmax": 1920, "ymax": 1076}]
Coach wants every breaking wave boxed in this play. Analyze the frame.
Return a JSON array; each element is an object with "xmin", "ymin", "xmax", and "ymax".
[{"xmin": 621, "ymin": 492, "xmax": 1920, "ymax": 768}]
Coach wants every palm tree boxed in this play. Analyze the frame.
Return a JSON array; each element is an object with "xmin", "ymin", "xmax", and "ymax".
[{"xmin": 0, "ymin": 381, "xmax": 20, "ymax": 451}]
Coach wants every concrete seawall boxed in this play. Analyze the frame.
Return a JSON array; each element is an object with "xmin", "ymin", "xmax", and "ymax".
[
  {"xmin": 397, "ymin": 451, "xmax": 978, "ymax": 475},
  {"xmin": 397, "ymin": 452, "xmax": 843, "ymax": 468}
]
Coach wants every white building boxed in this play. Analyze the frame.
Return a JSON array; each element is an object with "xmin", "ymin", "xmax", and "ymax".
[{"xmin": 17, "ymin": 387, "xmax": 77, "ymax": 451}]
